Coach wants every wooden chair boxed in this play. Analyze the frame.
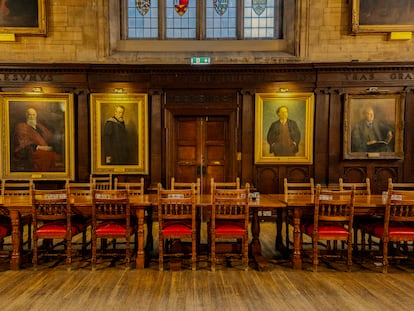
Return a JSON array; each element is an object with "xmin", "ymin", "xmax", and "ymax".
[
  {"xmin": 66, "ymin": 180, "xmax": 93, "ymax": 253},
  {"xmin": 0, "ymin": 206, "xmax": 11, "ymax": 257},
  {"xmin": 91, "ymin": 189, "xmax": 135, "ymax": 270},
  {"xmin": 362, "ymin": 184, "xmax": 414, "ymax": 273},
  {"xmin": 90, "ymin": 174, "xmax": 113, "ymax": 190},
  {"xmin": 31, "ymin": 185, "xmax": 87, "ymax": 270},
  {"xmin": 210, "ymin": 177, "xmax": 240, "ymax": 192},
  {"xmin": 339, "ymin": 177, "xmax": 371, "ymax": 195},
  {"xmin": 283, "ymin": 178, "xmax": 315, "ymax": 251},
  {"xmin": 2, "ymin": 179, "xmax": 33, "ymax": 250},
  {"xmin": 210, "ymin": 183, "xmax": 250, "ymax": 271},
  {"xmin": 157, "ymin": 183, "xmax": 197, "ymax": 271},
  {"xmin": 388, "ymin": 178, "xmax": 414, "ymax": 190},
  {"xmin": 171, "ymin": 177, "xmax": 201, "ymax": 195},
  {"xmin": 114, "ymin": 177, "xmax": 145, "ymax": 197},
  {"xmin": 302, "ymin": 184, "xmax": 355, "ymax": 271}
]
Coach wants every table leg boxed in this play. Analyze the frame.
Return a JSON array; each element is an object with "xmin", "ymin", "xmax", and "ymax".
[
  {"xmin": 292, "ymin": 207, "xmax": 302, "ymax": 269},
  {"xmin": 10, "ymin": 210, "xmax": 22, "ymax": 270},
  {"xmin": 250, "ymin": 206, "xmax": 271, "ymax": 271},
  {"xmin": 135, "ymin": 207, "xmax": 145, "ymax": 269}
]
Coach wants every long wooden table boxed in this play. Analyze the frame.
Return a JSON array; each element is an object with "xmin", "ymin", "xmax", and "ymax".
[
  {"xmin": 1, "ymin": 193, "xmax": 285, "ymax": 270},
  {"xmin": 5, "ymin": 193, "xmax": 383, "ymax": 271}
]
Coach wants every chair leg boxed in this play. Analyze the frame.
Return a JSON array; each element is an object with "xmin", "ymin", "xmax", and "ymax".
[
  {"xmin": 159, "ymin": 236, "xmax": 164, "ymax": 271},
  {"xmin": 191, "ymin": 232, "xmax": 197, "ymax": 271},
  {"xmin": 32, "ymin": 235, "xmax": 38, "ymax": 270},
  {"xmin": 91, "ymin": 232, "xmax": 97, "ymax": 271},
  {"xmin": 382, "ymin": 240, "xmax": 389, "ymax": 273},
  {"xmin": 312, "ymin": 236, "xmax": 318, "ymax": 272},
  {"xmin": 66, "ymin": 239, "xmax": 72, "ymax": 271}
]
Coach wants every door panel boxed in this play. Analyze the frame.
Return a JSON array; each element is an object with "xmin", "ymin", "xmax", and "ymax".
[{"xmin": 173, "ymin": 116, "xmax": 231, "ymax": 194}]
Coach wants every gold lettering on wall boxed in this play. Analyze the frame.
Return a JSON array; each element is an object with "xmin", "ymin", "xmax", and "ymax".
[{"xmin": 0, "ymin": 74, "xmax": 53, "ymax": 82}]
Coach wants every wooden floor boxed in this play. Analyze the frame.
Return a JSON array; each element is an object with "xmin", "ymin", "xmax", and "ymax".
[{"xmin": 1, "ymin": 222, "xmax": 414, "ymax": 311}]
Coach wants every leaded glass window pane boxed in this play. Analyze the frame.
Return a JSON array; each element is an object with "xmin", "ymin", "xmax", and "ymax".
[
  {"xmin": 127, "ymin": 0, "xmax": 159, "ymax": 39},
  {"xmin": 244, "ymin": 0, "xmax": 275, "ymax": 39},
  {"xmin": 206, "ymin": 0, "xmax": 237, "ymax": 39},
  {"xmin": 166, "ymin": 0, "xmax": 197, "ymax": 39}
]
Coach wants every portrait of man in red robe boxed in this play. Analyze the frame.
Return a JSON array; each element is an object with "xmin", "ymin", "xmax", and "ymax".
[{"xmin": 12, "ymin": 107, "xmax": 62, "ymax": 172}]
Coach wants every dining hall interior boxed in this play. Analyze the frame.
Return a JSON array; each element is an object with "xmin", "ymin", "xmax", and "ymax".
[{"xmin": 1, "ymin": 1, "xmax": 414, "ymax": 310}]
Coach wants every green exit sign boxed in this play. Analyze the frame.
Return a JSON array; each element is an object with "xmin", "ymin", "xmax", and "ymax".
[{"xmin": 190, "ymin": 57, "xmax": 211, "ymax": 65}]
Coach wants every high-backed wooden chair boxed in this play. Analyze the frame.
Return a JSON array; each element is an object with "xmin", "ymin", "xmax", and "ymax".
[
  {"xmin": 209, "ymin": 183, "xmax": 250, "ymax": 271},
  {"xmin": 91, "ymin": 189, "xmax": 135, "ymax": 270},
  {"xmin": 171, "ymin": 177, "xmax": 201, "ymax": 195},
  {"xmin": 362, "ymin": 184, "xmax": 414, "ymax": 273},
  {"xmin": 90, "ymin": 174, "xmax": 113, "ymax": 190},
  {"xmin": 339, "ymin": 178, "xmax": 371, "ymax": 195},
  {"xmin": 157, "ymin": 183, "xmax": 197, "ymax": 271},
  {"xmin": 0, "ymin": 206, "xmax": 11, "ymax": 256},
  {"xmin": 302, "ymin": 184, "xmax": 355, "ymax": 271},
  {"xmin": 388, "ymin": 178, "xmax": 414, "ymax": 190},
  {"xmin": 31, "ymin": 185, "xmax": 86, "ymax": 270},
  {"xmin": 114, "ymin": 177, "xmax": 145, "ymax": 197},
  {"xmin": 339, "ymin": 178, "xmax": 371, "ymax": 251},
  {"xmin": 66, "ymin": 180, "xmax": 93, "ymax": 253},
  {"xmin": 210, "ymin": 177, "xmax": 240, "ymax": 192},
  {"xmin": 283, "ymin": 178, "xmax": 315, "ymax": 250},
  {"xmin": 2, "ymin": 179, "xmax": 33, "ymax": 250}
]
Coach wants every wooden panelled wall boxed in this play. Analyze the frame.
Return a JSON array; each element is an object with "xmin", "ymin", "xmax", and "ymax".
[{"xmin": 1, "ymin": 63, "xmax": 413, "ymax": 194}]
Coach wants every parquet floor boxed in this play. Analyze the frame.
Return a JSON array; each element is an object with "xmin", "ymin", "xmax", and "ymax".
[{"xmin": 0, "ymin": 222, "xmax": 414, "ymax": 311}]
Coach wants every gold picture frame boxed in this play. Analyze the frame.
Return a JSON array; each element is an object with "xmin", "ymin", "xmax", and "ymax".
[
  {"xmin": 343, "ymin": 93, "xmax": 405, "ymax": 160},
  {"xmin": 351, "ymin": 0, "xmax": 414, "ymax": 33},
  {"xmin": 255, "ymin": 92, "xmax": 314, "ymax": 164},
  {"xmin": 90, "ymin": 93, "xmax": 149, "ymax": 175},
  {"xmin": 1, "ymin": 92, "xmax": 74, "ymax": 179},
  {"xmin": 0, "ymin": 0, "xmax": 46, "ymax": 35}
]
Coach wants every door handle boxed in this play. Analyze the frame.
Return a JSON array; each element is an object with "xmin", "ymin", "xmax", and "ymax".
[{"xmin": 196, "ymin": 165, "xmax": 206, "ymax": 177}]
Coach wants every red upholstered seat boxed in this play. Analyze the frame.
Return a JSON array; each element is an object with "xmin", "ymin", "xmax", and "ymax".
[
  {"xmin": 36, "ymin": 221, "xmax": 82, "ymax": 237},
  {"xmin": 215, "ymin": 221, "xmax": 245, "ymax": 235},
  {"xmin": 95, "ymin": 221, "xmax": 133, "ymax": 235},
  {"xmin": 303, "ymin": 223, "xmax": 349, "ymax": 239},
  {"xmin": 0, "ymin": 223, "xmax": 11, "ymax": 237},
  {"xmin": 162, "ymin": 220, "xmax": 192, "ymax": 235}
]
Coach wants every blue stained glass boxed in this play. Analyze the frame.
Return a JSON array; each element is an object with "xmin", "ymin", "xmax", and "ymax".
[{"xmin": 126, "ymin": 0, "xmax": 282, "ymax": 40}]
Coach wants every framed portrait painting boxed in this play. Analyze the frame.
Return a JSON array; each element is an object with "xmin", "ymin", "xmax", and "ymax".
[
  {"xmin": 0, "ymin": 92, "xmax": 74, "ymax": 179},
  {"xmin": 255, "ymin": 92, "xmax": 314, "ymax": 164},
  {"xmin": 351, "ymin": 0, "xmax": 414, "ymax": 33},
  {"xmin": 90, "ymin": 93, "xmax": 149, "ymax": 175},
  {"xmin": 0, "ymin": 0, "xmax": 46, "ymax": 35},
  {"xmin": 343, "ymin": 93, "xmax": 405, "ymax": 160}
]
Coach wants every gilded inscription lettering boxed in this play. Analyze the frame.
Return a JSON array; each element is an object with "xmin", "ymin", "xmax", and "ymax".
[
  {"xmin": 344, "ymin": 73, "xmax": 375, "ymax": 81},
  {"xmin": 390, "ymin": 73, "xmax": 413, "ymax": 80},
  {"xmin": 0, "ymin": 73, "xmax": 53, "ymax": 82}
]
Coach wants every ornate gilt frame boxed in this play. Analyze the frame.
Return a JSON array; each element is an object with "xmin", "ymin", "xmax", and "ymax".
[
  {"xmin": 90, "ymin": 93, "xmax": 149, "ymax": 175},
  {"xmin": 1, "ymin": 92, "xmax": 74, "ymax": 179},
  {"xmin": 255, "ymin": 92, "xmax": 314, "ymax": 164},
  {"xmin": 343, "ymin": 93, "xmax": 405, "ymax": 160},
  {"xmin": 0, "ymin": 0, "xmax": 46, "ymax": 35}
]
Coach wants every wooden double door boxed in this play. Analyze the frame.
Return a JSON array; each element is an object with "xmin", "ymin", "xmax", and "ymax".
[{"xmin": 167, "ymin": 114, "xmax": 237, "ymax": 194}]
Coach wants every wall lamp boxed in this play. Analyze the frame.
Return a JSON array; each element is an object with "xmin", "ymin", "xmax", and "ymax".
[
  {"xmin": 114, "ymin": 88, "xmax": 127, "ymax": 94},
  {"xmin": 32, "ymin": 87, "xmax": 43, "ymax": 93}
]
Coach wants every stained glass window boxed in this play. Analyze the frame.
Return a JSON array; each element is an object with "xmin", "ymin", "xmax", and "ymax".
[{"xmin": 126, "ymin": 0, "xmax": 282, "ymax": 40}]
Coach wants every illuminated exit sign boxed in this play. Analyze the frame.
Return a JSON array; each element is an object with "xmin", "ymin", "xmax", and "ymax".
[{"xmin": 190, "ymin": 57, "xmax": 211, "ymax": 65}]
